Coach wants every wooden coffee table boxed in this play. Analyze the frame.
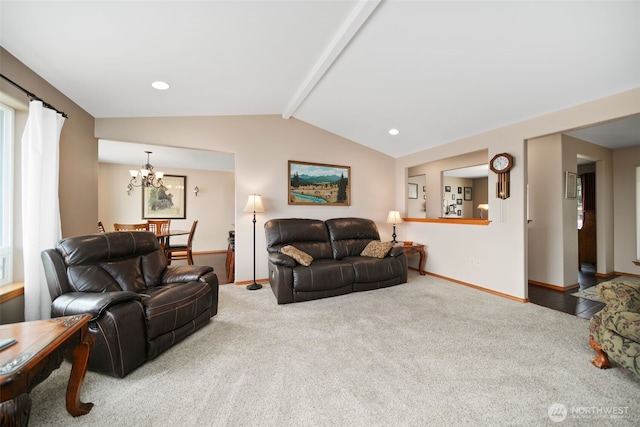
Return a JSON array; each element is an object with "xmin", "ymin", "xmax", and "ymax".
[{"xmin": 0, "ymin": 314, "xmax": 94, "ymax": 424}]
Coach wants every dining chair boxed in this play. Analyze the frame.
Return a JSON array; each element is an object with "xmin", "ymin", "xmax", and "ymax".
[
  {"xmin": 98, "ymin": 221, "xmax": 106, "ymax": 233},
  {"xmin": 164, "ymin": 220, "xmax": 198, "ymax": 265},
  {"xmin": 147, "ymin": 220, "xmax": 171, "ymax": 248},
  {"xmin": 113, "ymin": 223, "xmax": 149, "ymax": 231}
]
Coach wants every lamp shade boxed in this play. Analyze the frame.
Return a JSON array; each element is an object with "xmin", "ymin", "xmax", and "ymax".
[
  {"xmin": 244, "ymin": 194, "xmax": 266, "ymax": 213},
  {"xmin": 477, "ymin": 204, "xmax": 489, "ymax": 211},
  {"xmin": 386, "ymin": 210, "xmax": 403, "ymax": 224}
]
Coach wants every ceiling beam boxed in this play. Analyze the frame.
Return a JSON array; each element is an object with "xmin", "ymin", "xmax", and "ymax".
[{"xmin": 282, "ymin": 0, "xmax": 382, "ymax": 119}]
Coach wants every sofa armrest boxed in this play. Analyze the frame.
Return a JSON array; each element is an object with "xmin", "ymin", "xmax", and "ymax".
[
  {"xmin": 606, "ymin": 311, "xmax": 640, "ymax": 342},
  {"xmin": 162, "ymin": 265, "xmax": 214, "ymax": 284},
  {"xmin": 51, "ymin": 291, "xmax": 141, "ymax": 319},
  {"xmin": 388, "ymin": 246, "xmax": 405, "ymax": 257},
  {"xmin": 268, "ymin": 253, "xmax": 296, "ymax": 268},
  {"xmin": 597, "ymin": 280, "xmax": 640, "ymax": 312}
]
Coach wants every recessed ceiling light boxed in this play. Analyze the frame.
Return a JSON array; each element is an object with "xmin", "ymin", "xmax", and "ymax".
[
  {"xmin": 388, "ymin": 128, "xmax": 399, "ymax": 135},
  {"xmin": 151, "ymin": 81, "xmax": 170, "ymax": 90}
]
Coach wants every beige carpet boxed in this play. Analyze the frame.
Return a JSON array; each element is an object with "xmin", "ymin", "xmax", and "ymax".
[{"xmin": 27, "ymin": 272, "xmax": 640, "ymax": 426}]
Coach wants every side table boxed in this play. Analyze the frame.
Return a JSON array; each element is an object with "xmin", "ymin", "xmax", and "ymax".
[
  {"xmin": 397, "ymin": 242, "xmax": 426, "ymax": 275},
  {"xmin": 0, "ymin": 314, "xmax": 94, "ymax": 425}
]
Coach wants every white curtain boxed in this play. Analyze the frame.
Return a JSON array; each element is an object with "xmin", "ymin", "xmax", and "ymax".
[{"xmin": 21, "ymin": 100, "xmax": 65, "ymax": 321}]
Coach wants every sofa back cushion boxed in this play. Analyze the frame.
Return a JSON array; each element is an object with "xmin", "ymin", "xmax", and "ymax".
[
  {"xmin": 55, "ymin": 231, "xmax": 166, "ymax": 293},
  {"xmin": 326, "ymin": 218, "xmax": 380, "ymax": 260},
  {"xmin": 264, "ymin": 218, "xmax": 333, "ymax": 260}
]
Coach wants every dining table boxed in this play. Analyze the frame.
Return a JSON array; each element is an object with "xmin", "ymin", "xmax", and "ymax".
[{"xmin": 155, "ymin": 229, "xmax": 189, "ymax": 249}]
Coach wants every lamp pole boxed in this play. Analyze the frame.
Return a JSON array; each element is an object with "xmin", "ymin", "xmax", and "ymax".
[
  {"xmin": 244, "ymin": 194, "xmax": 265, "ymax": 291},
  {"xmin": 247, "ymin": 209, "xmax": 262, "ymax": 290}
]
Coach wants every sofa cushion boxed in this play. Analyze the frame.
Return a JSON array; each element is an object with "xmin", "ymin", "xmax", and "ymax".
[
  {"xmin": 265, "ymin": 218, "xmax": 333, "ymax": 260},
  {"xmin": 361, "ymin": 241, "xmax": 393, "ymax": 259},
  {"xmin": 344, "ymin": 256, "xmax": 407, "ymax": 283},
  {"xmin": 67, "ymin": 264, "xmax": 122, "ymax": 293},
  {"xmin": 326, "ymin": 218, "xmax": 381, "ymax": 259},
  {"xmin": 141, "ymin": 282, "xmax": 212, "ymax": 340},
  {"xmin": 603, "ymin": 311, "xmax": 640, "ymax": 343},
  {"xmin": 292, "ymin": 260, "xmax": 354, "ymax": 292},
  {"xmin": 100, "ymin": 257, "xmax": 147, "ymax": 292},
  {"xmin": 281, "ymin": 245, "xmax": 314, "ymax": 266}
]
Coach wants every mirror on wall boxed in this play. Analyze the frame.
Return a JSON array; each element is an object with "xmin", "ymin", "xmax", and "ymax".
[
  {"xmin": 407, "ymin": 150, "xmax": 488, "ymax": 219},
  {"xmin": 442, "ymin": 165, "xmax": 488, "ymax": 218}
]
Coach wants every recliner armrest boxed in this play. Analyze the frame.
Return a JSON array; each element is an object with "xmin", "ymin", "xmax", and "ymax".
[
  {"xmin": 162, "ymin": 265, "xmax": 214, "ymax": 284},
  {"xmin": 268, "ymin": 253, "xmax": 296, "ymax": 268},
  {"xmin": 51, "ymin": 291, "xmax": 141, "ymax": 319},
  {"xmin": 388, "ymin": 246, "xmax": 404, "ymax": 257}
]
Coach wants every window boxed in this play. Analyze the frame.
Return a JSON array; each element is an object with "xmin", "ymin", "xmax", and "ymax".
[{"xmin": 0, "ymin": 103, "xmax": 14, "ymax": 286}]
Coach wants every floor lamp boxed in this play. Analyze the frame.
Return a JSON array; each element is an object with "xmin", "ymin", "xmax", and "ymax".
[{"xmin": 244, "ymin": 194, "xmax": 265, "ymax": 290}]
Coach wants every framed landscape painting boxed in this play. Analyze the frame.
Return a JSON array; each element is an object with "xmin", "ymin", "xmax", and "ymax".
[
  {"xmin": 288, "ymin": 160, "xmax": 350, "ymax": 206},
  {"xmin": 143, "ymin": 174, "xmax": 187, "ymax": 219}
]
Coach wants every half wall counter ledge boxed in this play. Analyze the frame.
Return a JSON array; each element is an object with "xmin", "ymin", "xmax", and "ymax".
[{"xmin": 404, "ymin": 217, "xmax": 491, "ymax": 226}]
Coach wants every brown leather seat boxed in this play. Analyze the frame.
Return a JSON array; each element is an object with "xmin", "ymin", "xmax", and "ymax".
[
  {"xmin": 41, "ymin": 231, "xmax": 219, "ymax": 377},
  {"xmin": 265, "ymin": 218, "xmax": 407, "ymax": 304}
]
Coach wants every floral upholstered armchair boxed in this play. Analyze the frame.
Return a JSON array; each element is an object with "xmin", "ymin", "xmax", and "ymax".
[{"xmin": 588, "ymin": 279, "xmax": 640, "ymax": 379}]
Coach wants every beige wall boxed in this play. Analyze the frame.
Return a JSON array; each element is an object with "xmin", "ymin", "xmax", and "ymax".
[
  {"xmin": 396, "ymin": 88, "xmax": 640, "ymax": 300},
  {"xmin": 614, "ymin": 145, "xmax": 640, "ymax": 275},
  {"xmin": 95, "ymin": 116, "xmax": 397, "ymax": 283},
  {"xmin": 99, "ymin": 163, "xmax": 235, "ymax": 251},
  {"xmin": 528, "ymin": 134, "xmax": 565, "ymax": 286},
  {"xmin": 1, "ymin": 48, "xmax": 97, "ymax": 322},
  {"xmin": 1, "ymin": 48, "xmax": 98, "ymax": 239}
]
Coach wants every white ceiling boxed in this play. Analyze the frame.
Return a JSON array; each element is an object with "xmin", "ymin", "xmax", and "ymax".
[{"xmin": 1, "ymin": 1, "xmax": 639, "ymax": 159}]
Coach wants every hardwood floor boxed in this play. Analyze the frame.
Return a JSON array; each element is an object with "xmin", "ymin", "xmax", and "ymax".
[{"xmin": 528, "ymin": 263, "xmax": 617, "ymax": 319}]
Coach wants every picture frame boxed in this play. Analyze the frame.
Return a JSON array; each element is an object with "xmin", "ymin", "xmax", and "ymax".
[
  {"xmin": 143, "ymin": 174, "xmax": 186, "ymax": 219},
  {"xmin": 457, "ymin": 187, "xmax": 462, "ymax": 194},
  {"xmin": 457, "ymin": 210, "xmax": 462, "ymax": 216},
  {"xmin": 408, "ymin": 183, "xmax": 418, "ymax": 199},
  {"xmin": 448, "ymin": 204, "xmax": 456, "ymax": 213},
  {"xmin": 288, "ymin": 160, "xmax": 350, "ymax": 205},
  {"xmin": 464, "ymin": 187, "xmax": 472, "ymax": 201},
  {"xmin": 565, "ymin": 171, "xmax": 577, "ymax": 199},
  {"xmin": 456, "ymin": 199, "xmax": 462, "ymax": 205},
  {"xmin": 445, "ymin": 186, "xmax": 451, "ymax": 192}
]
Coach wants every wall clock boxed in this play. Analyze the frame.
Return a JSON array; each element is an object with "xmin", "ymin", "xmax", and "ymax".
[{"xmin": 489, "ymin": 153, "xmax": 513, "ymax": 199}]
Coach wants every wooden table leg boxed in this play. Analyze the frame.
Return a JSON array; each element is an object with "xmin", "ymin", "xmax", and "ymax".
[
  {"xmin": 65, "ymin": 330, "xmax": 94, "ymax": 416},
  {"xmin": 0, "ymin": 393, "xmax": 31, "ymax": 426},
  {"xmin": 589, "ymin": 338, "xmax": 611, "ymax": 369},
  {"xmin": 417, "ymin": 248, "xmax": 426, "ymax": 275}
]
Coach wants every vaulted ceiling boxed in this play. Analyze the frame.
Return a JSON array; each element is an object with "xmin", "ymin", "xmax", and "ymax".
[{"xmin": 1, "ymin": 1, "xmax": 639, "ymax": 158}]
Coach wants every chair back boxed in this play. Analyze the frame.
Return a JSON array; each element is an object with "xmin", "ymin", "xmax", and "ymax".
[
  {"xmin": 147, "ymin": 220, "xmax": 171, "ymax": 237},
  {"xmin": 186, "ymin": 220, "xmax": 198, "ymax": 248},
  {"xmin": 114, "ymin": 223, "xmax": 149, "ymax": 231}
]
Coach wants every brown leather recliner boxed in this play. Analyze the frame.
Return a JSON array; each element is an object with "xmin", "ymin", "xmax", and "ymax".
[
  {"xmin": 41, "ymin": 231, "xmax": 219, "ymax": 377},
  {"xmin": 265, "ymin": 217, "xmax": 407, "ymax": 304}
]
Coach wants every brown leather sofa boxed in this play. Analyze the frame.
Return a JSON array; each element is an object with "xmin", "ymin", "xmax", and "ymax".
[
  {"xmin": 41, "ymin": 231, "xmax": 219, "ymax": 377},
  {"xmin": 265, "ymin": 218, "xmax": 407, "ymax": 304}
]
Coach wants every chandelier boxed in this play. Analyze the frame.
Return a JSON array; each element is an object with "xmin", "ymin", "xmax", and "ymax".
[{"xmin": 127, "ymin": 151, "xmax": 164, "ymax": 194}]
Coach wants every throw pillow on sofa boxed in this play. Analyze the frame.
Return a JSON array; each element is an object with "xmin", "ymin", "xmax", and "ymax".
[
  {"xmin": 361, "ymin": 241, "xmax": 394, "ymax": 259},
  {"xmin": 281, "ymin": 245, "xmax": 314, "ymax": 266}
]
